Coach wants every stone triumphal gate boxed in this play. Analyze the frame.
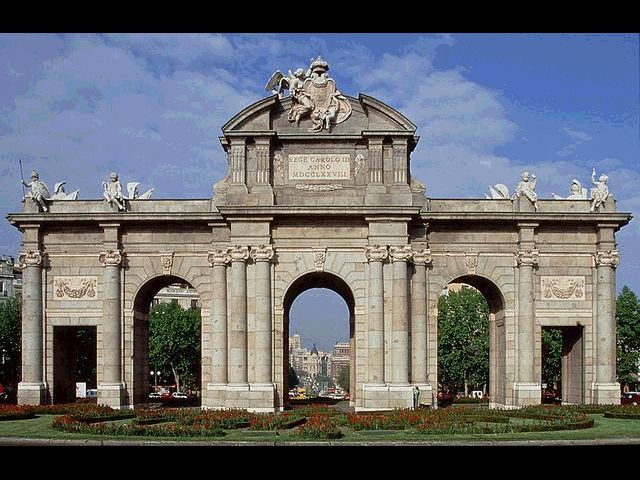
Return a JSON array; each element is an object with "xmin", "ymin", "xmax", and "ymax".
[{"xmin": 10, "ymin": 59, "xmax": 630, "ymax": 410}]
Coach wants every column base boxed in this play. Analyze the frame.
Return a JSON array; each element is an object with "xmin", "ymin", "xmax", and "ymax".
[
  {"xmin": 202, "ymin": 383, "xmax": 276, "ymax": 412},
  {"xmin": 513, "ymin": 382, "xmax": 542, "ymax": 406},
  {"xmin": 413, "ymin": 383, "xmax": 434, "ymax": 407},
  {"xmin": 17, "ymin": 382, "xmax": 46, "ymax": 406},
  {"xmin": 98, "ymin": 382, "xmax": 125, "ymax": 409},
  {"xmin": 359, "ymin": 383, "xmax": 414, "ymax": 411},
  {"xmin": 591, "ymin": 382, "xmax": 621, "ymax": 405}
]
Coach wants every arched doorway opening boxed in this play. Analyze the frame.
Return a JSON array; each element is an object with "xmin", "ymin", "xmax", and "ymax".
[
  {"xmin": 437, "ymin": 275, "xmax": 506, "ymax": 407},
  {"xmin": 132, "ymin": 275, "xmax": 201, "ymax": 406},
  {"xmin": 283, "ymin": 272, "xmax": 355, "ymax": 408}
]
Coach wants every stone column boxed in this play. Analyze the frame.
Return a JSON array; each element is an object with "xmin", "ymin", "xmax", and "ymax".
[
  {"xmin": 17, "ymin": 250, "xmax": 46, "ymax": 405},
  {"xmin": 250, "ymin": 245, "xmax": 274, "ymax": 386},
  {"xmin": 228, "ymin": 245, "xmax": 249, "ymax": 386},
  {"xmin": 207, "ymin": 249, "xmax": 230, "ymax": 385},
  {"xmin": 593, "ymin": 249, "xmax": 621, "ymax": 403},
  {"xmin": 411, "ymin": 248, "xmax": 432, "ymax": 387},
  {"xmin": 98, "ymin": 249, "xmax": 124, "ymax": 408},
  {"xmin": 365, "ymin": 245, "xmax": 388, "ymax": 385},
  {"xmin": 514, "ymin": 247, "xmax": 540, "ymax": 405},
  {"xmin": 389, "ymin": 245, "xmax": 413, "ymax": 385}
]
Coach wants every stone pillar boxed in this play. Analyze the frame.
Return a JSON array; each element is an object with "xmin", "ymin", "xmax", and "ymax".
[
  {"xmin": 228, "ymin": 245, "xmax": 249, "ymax": 386},
  {"xmin": 389, "ymin": 245, "xmax": 413, "ymax": 385},
  {"xmin": 207, "ymin": 249, "xmax": 230, "ymax": 386},
  {"xmin": 411, "ymin": 248, "xmax": 432, "ymax": 404},
  {"xmin": 250, "ymin": 245, "xmax": 274, "ymax": 385},
  {"xmin": 17, "ymin": 250, "xmax": 46, "ymax": 405},
  {"xmin": 365, "ymin": 245, "xmax": 388, "ymax": 385},
  {"xmin": 98, "ymin": 249, "xmax": 124, "ymax": 408},
  {"xmin": 514, "ymin": 247, "xmax": 541, "ymax": 405},
  {"xmin": 592, "ymin": 249, "xmax": 621, "ymax": 404}
]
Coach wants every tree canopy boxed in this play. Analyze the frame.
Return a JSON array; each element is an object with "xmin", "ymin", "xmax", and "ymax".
[
  {"xmin": 437, "ymin": 286, "xmax": 489, "ymax": 395},
  {"xmin": 149, "ymin": 301, "xmax": 201, "ymax": 392},
  {"xmin": 617, "ymin": 286, "xmax": 640, "ymax": 389},
  {"xmin": 0, "ymin": 295, "xmax": 21, "ymax": 390}
]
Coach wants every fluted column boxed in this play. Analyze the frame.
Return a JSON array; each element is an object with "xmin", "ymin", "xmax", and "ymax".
[
  {"xmin": 594, "ymin": 250, "xmax": 620, "ymax": 385},
  {"xmin": 250, "ymin": 245, "xmax": 274, "ymax": 385},
  {"xmin": 208, "ymin": 248, "xmax": 230, "ymax": 385},
  {"xmin": 17, "ymin": 250, "xmax": 45, "ymax": 405},
  {"xmin": 411, "ymin": 248, "xmax": 432, "ymax": 384},
  {"xmin": 228, "ymin": 245, "xmax": 249, "ymax": 385},
  {"xmin": 515, "ymin": 249, "xmax": 538, "ymax": 384},
  {"xmin": 99, "ymin": 249, "xmax": 123, "ymax": 385},
  {"xmin": 365, "ymin": 245, "xmax": 388, "ymax": 384},
  {"xmin": 390, "ymin": 245, "xmax": 413, "ymax": 385}
]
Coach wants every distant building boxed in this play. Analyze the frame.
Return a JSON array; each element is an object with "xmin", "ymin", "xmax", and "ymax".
[
  {"xmin": 152, "ymin": 282, "xmax": 200, "ymax": 310},
  {"xmin": 331, "ymin": 341, "xmax": 350, "ymax": 384},
  {"xmin": 0, "ymin": 255, "xmax": 21, "ymax": 302},
  {"xmin": 290, "ymin": 334, "xmax": 301, "ymax": 350}
]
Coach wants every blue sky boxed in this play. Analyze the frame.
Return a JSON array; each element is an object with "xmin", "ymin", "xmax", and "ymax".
[{"xmin": 1, "ymin": 33, "xmax": 638, "ymax": 351}]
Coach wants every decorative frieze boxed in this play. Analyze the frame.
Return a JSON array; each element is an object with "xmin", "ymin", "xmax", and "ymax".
[
  {"xmin": 313, "ymin": 248, "xmax": 327, "ymax": 271},
  {"xmin": 515, "ymin": 249, "xmax": 539, "ymax": 267},
  {"xmin": 250, "ymin": 245, "xmax": 275, "ymax": 263},
  {"xmin": 389, "ymin": 245, "xmax": 413, "ymax": 262},
  {"xmin": 274, "ymin": 153, "xmax": 284, "ymax": 181},
  {"xmin": 541, "ymin": 276, "xmax": 585, "ymax": 300},
  {"xmin": 98, "ymin": 249, "xmax": 122, "ymax": 267},
  {"xmin": 365, "ymin": 245, "xmax": 388, "ymax": 262},
  {"xmin": 160, "ymin": 251, "xmax": 174, "ymax": 275},
  {"xmin": 412, "ymin": 248, "xmax": 432, "ymax": 266},
  {"xmin": 295, "ymin": 184, "xmax": 343, "ymax": 192},
  {"xmin": 594, "ymin": 250, "xmax": 620, "ymax": 268},
  {"xmin": 54, "ymin": 276, "xmax": 98, "ymax": 300},
  {"xmin": 18, "ymin": 249, "xmax": 43, "ymax": 268}
]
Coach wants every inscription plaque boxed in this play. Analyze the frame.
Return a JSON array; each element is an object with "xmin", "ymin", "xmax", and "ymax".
[{"xmin": 288, "ymin": 154, "xmax": 350, "ymax": 180}]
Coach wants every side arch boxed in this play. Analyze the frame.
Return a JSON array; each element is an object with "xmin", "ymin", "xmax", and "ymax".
[{"xmin": 434, "ymin": 273, "xmax": 508, "ymax": 407}]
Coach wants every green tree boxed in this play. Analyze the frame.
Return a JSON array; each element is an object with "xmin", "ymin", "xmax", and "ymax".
[
  {"xmin": 337, "ymin": 364, "xmax": 350, "ymax": 392},
  {"xmin": 437, "ymin": 286, "xmax": 489, "ymax": 396},
  {"xmin": 149, "ymin": 302, "xmax": 201, "ymax": 392},
  {"xmin": 617, "ymin": 286, "xmax": 640, "ymax": 390},
  {"xmin": 542, "ymin": 329, "xmax": 562, "ymax": 389},
  {"xmin": 0, "ymin": 295, "xmax": 21, "ymax": 390},
  {"xmin": 288, "ymin": 365, "xmax": 299, "ymax": 388}
]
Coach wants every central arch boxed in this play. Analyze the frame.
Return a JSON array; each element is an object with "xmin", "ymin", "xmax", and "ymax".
[
  {"xmin": 282, "ymin": 271, "xmax": 356, "ymax": 407},
  {"xmin": 131, "ymin": 274, "xmax": 202, "ymax": 407},
  {"xmin": 438, "ymin": 274, "xmax": 507, "ymax": 407}
]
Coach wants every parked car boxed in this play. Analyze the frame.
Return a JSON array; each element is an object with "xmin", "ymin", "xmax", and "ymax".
[
  {"xmin": 149, "ymin": 392, "xmax": 162, "ymax": 399},
  {"xmin": 437, "ymin": 391, "xmax": 454, "ymax": 408},
  {"xmin": 172, "ymin": 391, "xmax": 188, "ymax": 399},
  {"xmin": 542, "ymin": 389, "xmax": 561, "ymax": 404},
  {"xmin": 621, "ymin": 392, "xmax": 640, "ymax": 405}
]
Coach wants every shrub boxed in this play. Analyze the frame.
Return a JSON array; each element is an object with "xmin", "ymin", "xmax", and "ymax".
[{"xmin": 0, "ymin": 405, "xmax": 36, "ymax": 421}]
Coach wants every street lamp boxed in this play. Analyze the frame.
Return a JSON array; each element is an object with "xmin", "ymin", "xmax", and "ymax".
[{"xmin": 150, "ymin": 370, "xmax": 161, "ymax": 388}]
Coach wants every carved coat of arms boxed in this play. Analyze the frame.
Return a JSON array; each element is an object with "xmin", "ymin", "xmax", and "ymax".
[{"xmin": 265, "ymin": 56, "xmax": 352, "ymax": 133}]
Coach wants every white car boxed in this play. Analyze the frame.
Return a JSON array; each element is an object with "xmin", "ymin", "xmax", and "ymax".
[
  {"xmin": 149, "ymin": 392, "xmax": 162, "ymax": 399},
  {"xmin": 172, "ymin": 391, "xmax": 188, "ymax": 399}
]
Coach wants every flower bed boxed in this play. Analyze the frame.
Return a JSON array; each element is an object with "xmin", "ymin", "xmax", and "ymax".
[
  {"xmin": 0, "ymin": 405, "xmax": 36, "ymax": 421},
  {"xmin": 296, "ymin": 414, "xmax": 342, "ymax": 439},
  {"xmin": 249, "ymin": 412, "xmax": 306, "ymax": 430}
]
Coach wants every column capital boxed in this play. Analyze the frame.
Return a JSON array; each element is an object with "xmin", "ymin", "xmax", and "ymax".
[
  {"xmin": 18, "ymin": 249, "xmax": 43, "ymax": 268},
  {"xmin": 365, "ymin": 245, "xmax": 388, "ymax": 262},
  {"xmin": 229, "ymin": 245, "xmax": 250, "ymax": 263},
  {"xmin": 390, "ymin": 245, "xmax": 413, "ymax": 263},
  {"xmin": 412, "ymin": 248, "xmax": 432, "ymax": 266},
  {"xmin": 207, "ymin": 248, "xmax": 231, "ymax": 266},
  {"xmin": 99, "ymin": 249, "xmax": 123, "ymax": 267},
  {"xmin": 594, "ymin": 249, "xmax": 620, "ymax": 268},
  {"xmin": 250, "ymin": 244, "xmax": 274, "ymax": 263},
  {"xmin": 515, "ymin": 249, "xmax": 539, "ymax": 267}
]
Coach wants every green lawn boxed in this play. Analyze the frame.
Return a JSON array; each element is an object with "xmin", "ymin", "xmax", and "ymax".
[{"xmin": 0, "ymin": 414, "xmax": 639, "ymax": 443}]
